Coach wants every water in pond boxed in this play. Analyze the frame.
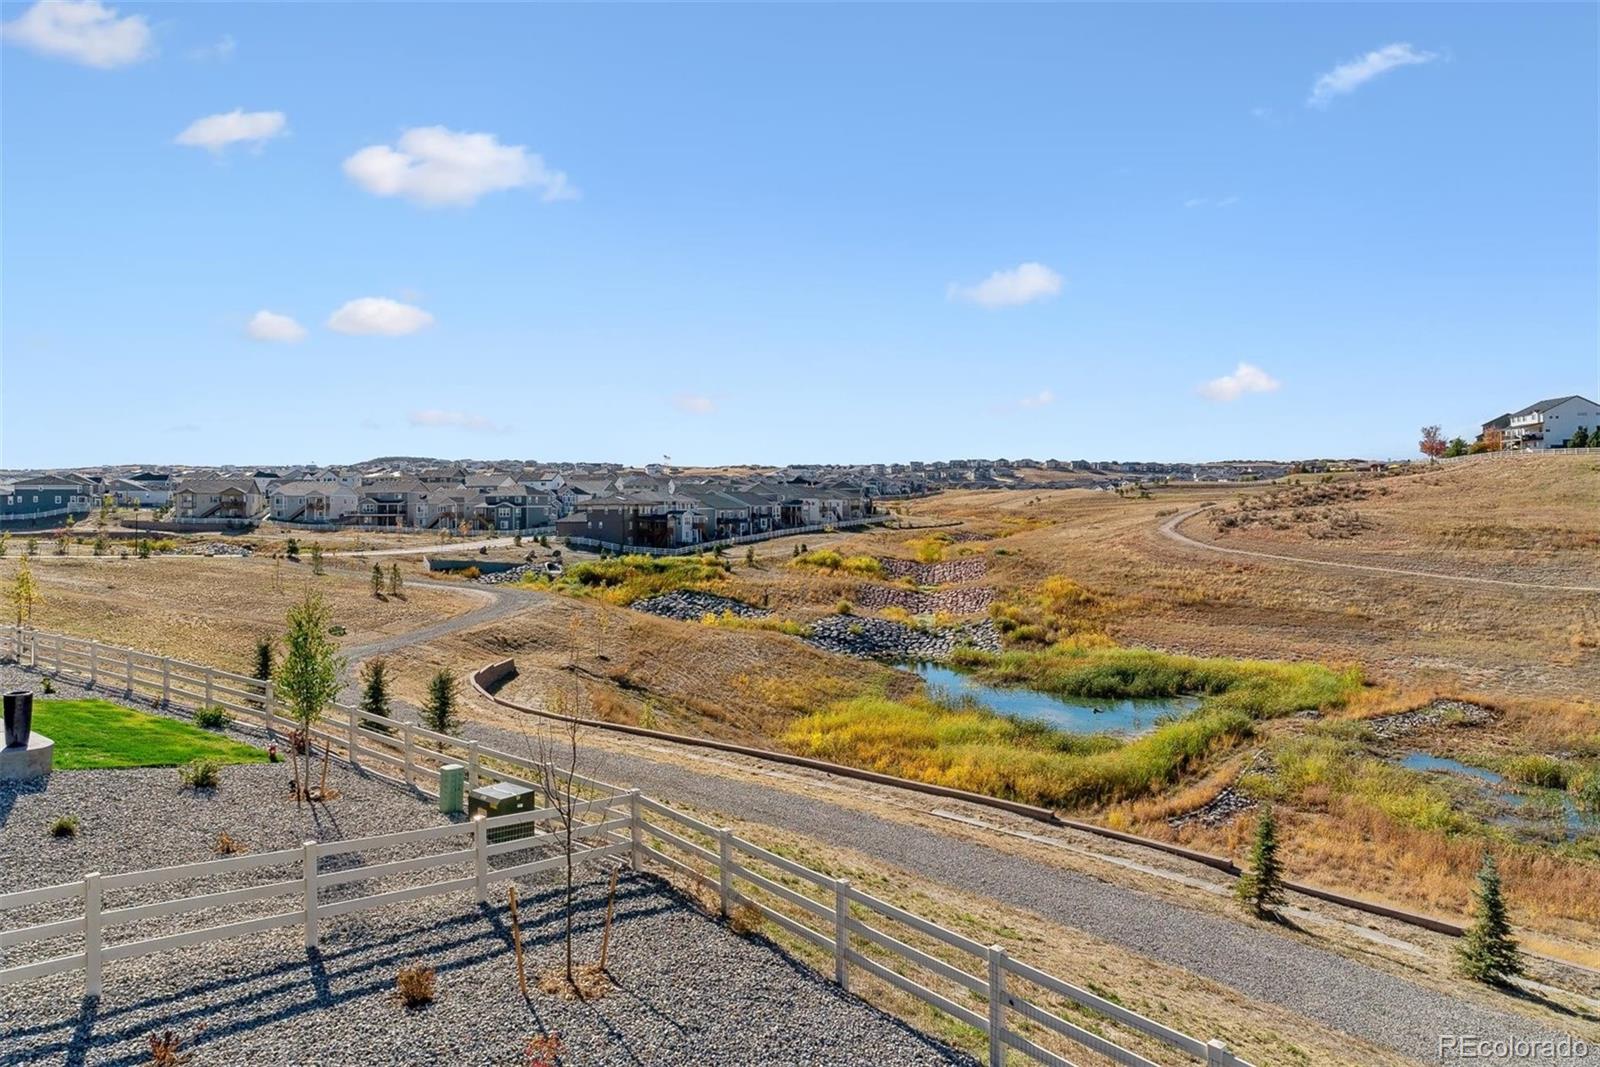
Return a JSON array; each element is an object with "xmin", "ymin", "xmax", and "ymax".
[
  {"xmin": 1401, "ymin": 752, "xmax": 1591, "ymax": 838},
  {"xmin": 909, "ymin": 663, "xmax": 1200, "ymax": 736}
]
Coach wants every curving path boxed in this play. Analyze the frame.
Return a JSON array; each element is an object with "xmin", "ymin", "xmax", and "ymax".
[{"xmin": 1158, "ymin": 510, "xmax": 1600, "ymax": 594}]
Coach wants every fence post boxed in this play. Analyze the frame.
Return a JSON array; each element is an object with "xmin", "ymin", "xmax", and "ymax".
[
  {"xmin": 302, "ymin": 840, "xmax": 319, "ymax": 948},
  {"xmin": 160, "ymin": 659, "xmax": 171, "ymax": 705},
  {"xmin": 264, "ymin": 679, "xmax": 275, "ymax": 736},
  {"xmin": 467, "ymin": 740, "xmax": 481, "ymax": 789},
  {"xmin": 987, "ymin": 944, "xmax": 1007, "ymax": 1067},
  {"xmin": 833, "ymin": 878, "xmax": 850, "ymax": 989},
  {"xmin": 402, "ymin": 723, "xmax": 415, "ymax": 786},
  {"xmin": 28, "ymin": 629, "xmax": 37, "ymax": 668},
  {"xmin": 54, "ymin": 633, "xmax": 63, "ymax": 674},
  {"xmin": 124, "ymin": 649, "xmax": 133, "ymax": 695},
  {"xmin": 88, "ymin": 642, "xmax": 98, "ymax": 687},
  {"xmin": 347, "ymin": 705, "xmax": 360, "ymax": 767},
  {"xmin": 84, "ymin": 872, "xmax": 103, "ymax": 998},
  {"xmin": 203, "ymin": 667, "xmax": 214, "ymax": 708},
  {"xmin": 717, "ymin": 828, "xmax": 733, "ymax": 917},
  {"xmin": 1206, "ymin": 1039, "xmax": 1240, "ymax": 1066},
  {"xmin": 628, "ymin": 790, "xmax": 643, "ymax": 871},
  {"xmin": 474, "ymin": 816, "xmax": 489, "ymax": 902}
]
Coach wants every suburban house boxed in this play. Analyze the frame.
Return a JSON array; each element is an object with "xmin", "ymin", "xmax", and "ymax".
[
  {"xmin": 269, "ymin": 481, "xmax": 360, "ymax": 524},
  {"xmin": 354, "ymin": 477, "xmax": 430, "ymax": 529},
  {"xmin": 555, "ymin": 480, "xmax": 877, "ymax": 550},
  {"xmin": 171, "ymin": 478, "xmax": 267, "ymax": 525},
  {"xmin": 0, "ymin": 475, "xmax": 94, "ymax": 527},
  {"xmin": 1502, "ymin": 395, "xmax": 1600, "ymax": 450},
  {"xmin": 110, "ymin": 472, "xmax": 174, "ymax": 508}
]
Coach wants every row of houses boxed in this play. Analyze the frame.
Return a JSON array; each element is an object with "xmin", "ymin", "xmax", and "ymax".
[{"xmin": 554, "ymin": 480, "xmax": 876, "ymax": 549}]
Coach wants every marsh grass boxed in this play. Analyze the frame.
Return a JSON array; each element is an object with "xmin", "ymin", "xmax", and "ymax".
[
  {"xmin": 790, "ymin": 550, "xmax": 885, "ymax": 577},
  {"xmin": 555, "ymin": 554, "xmax": 731, "ymax": 605},
  {"xmin": 699, "ymin": 610, "xmax": 811, "ymax": 637}
]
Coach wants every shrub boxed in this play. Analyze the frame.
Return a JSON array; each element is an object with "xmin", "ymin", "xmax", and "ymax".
[
  {"xmin": 834, "ymin": 598, "xmax": 853, "ymax": 615},
  {"xmin": 459, "ymin": 566, "xmax": 481, "ymax": 580},
  {"xmin": 49, "ymin": 814, "xmax": 80, "ymax": 838},
  {"xmin": 1235, "ymin": 806, "xmax": 1285, "ymax": 918},
  {"xmin": 179, "ymin": 758, "xmax": 221, "ymax": 790},
  {"xmin": 1457, "ymin": 853, "xmax": 1523, "ymax": 984},
  {"xmin": 396, "ymin": 964, "xmax": 437, "ymax": 1008},
  {"xmin": 41, "ymin": 678, "xmax": 55, "ymax": 695},
  {"xmin": 215, "ymin": 831, "xmax": 246, "ymax": 855},
  {"xmin": 147, "ymin": 1029, "xmax": 193, "ymax": 1067},
  {"xmin": 1498, "ymin": 754, "xmax": 1569, "ymax": 790},
  {"xmin": 790, "ymin": 550, "xmax": 884, "ymax": 577},
  {"xmin": 327, "ymin": 624, "xmax": 347, "ymax": 637},
  {"xmin": 194, "ymin": 705, "xmax": 231, "ymax": 731},
  {"xmin": 729, "ymin": 902, "xmax": 766, "ymax": 935},
  {"xmin": 557, "ymin": 554, "xmax": 730, "ymax": 605}
]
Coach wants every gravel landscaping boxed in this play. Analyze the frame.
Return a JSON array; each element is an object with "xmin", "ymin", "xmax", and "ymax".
[
  {"xmin": 632, "ymin": 590, "xmax": 771, "ymax": 622},
  {"xmin": 1364, "ymin": 698, "xmax": 1495, "ymax": 741},
  {"xmin": 805, "ymin": 616, "xmax": 1001, "ymax": 661},
  {"xmin": 0, "ymin": 673, "xmax": 975, "ymax": 1066},
  {"xmin": 851, "ymin": 583, "xmax": 994, "ymax": 615},
  {"xmin": 875, "ymin": 557, "xmax": 988, "ymax": 584}
]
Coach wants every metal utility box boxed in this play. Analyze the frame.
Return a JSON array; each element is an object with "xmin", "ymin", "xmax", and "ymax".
[{"xmin": 467, "ymin": 781, "xmax": 539, "ymax": 843}]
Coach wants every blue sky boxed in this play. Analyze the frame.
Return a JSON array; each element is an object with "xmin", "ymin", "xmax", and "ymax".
[{"xmin": 2, "ymin": 2, "xmax": 1595, "ymax": 468}]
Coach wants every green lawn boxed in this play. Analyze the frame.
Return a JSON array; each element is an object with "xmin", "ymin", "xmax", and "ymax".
[{"xmin": 32, "ymin": 699, "xmax": 269, "ymax": 770}]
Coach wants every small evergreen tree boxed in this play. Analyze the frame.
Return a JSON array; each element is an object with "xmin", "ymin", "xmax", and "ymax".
[
  {"xmin": 93, "ymin": 533, "xmax": 108, "ymax": 556},
  {"xmin": 1571, "ymin": 425, "xmax": 1591, "ymax": 449},
  {"xmin": 359, "ymin": 659, "xmax": 393, "ymax": 733},
  {"xmin": 253, "ymin": 636, "xmax": 274, "ymax": 685},
  {"xmin": 137, "ymin": 538, "xmax": 151, "ymax": 559},
  {"xmin": 1235, "ymin": 805, "xmax": 1285, "ymax": 918},
  {"xmin": 422, "ymin": 669, "xmax": 459, "ymax": 734},
  {"xmin": 285, "ymin": 537, "xmax": 300, "ymax": 561},
  {"xmin": 1457, "ymin": 853, "xmax": 1523, "ymax": 984},
  {"xmin": 387, "ymin": 562, "xmax": 403, "ymax": 597},
  {"xmin": 371, "ymin": 562, "xmax": 384, "ymax": 598},
  {"xmin": 26, "ymin": 537, "xmax": 38, "ymax": 556}
]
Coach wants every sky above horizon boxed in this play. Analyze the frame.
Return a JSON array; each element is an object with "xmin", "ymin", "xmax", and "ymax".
[{"xmin": 2, "ymin": 2, "xmax": 1596, "ymax": 469}]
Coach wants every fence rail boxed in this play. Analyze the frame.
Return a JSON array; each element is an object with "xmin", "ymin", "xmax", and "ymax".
[{"xmin": 1, "ymin": 627, "xmax": 1251, "ymax": 1067}]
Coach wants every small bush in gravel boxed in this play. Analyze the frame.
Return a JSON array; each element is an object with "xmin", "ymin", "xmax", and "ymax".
[
  {"xmin": 41, "ymin": 677, "xmax": 55, "ymax": 694},
  {"xmin": 524, "ymin": 1034, "xmax": 565, "ymax": 1067},
  {"xmin": 395, "ymin": 964, "xmax": 437, "ymax": 1008},
  {"xmin": 49, "ymin": 814, "xmax": 80, "ymax": 838},
  {"xmin": 214, "ymin": 831, "xmax": 246, "ymax": 855},
  {"xmin": 147, "ymin": 1028, "xmax": 196, "ymax": 1066},
  {"xmin": 179, "ymin": 758, "xmax": 221, "ymax": 791},
  {"xmin": 194, "ymin": 705, "xmax": 231, "ymax": 730}
]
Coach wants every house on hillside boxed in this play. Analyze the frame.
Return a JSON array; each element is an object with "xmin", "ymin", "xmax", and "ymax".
[
  {"xmin": 171, "ymin": 478, "xmax": 266, "ymax": 525},
  {"xmin": 1503, "ymin": 395, "xmax": 1600, "ymax": 450}
]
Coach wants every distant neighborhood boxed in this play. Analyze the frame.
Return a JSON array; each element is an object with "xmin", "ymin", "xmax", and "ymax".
[{"xmin": 0, "ymin": 455, "xmax": 1353, "ymax": 542}]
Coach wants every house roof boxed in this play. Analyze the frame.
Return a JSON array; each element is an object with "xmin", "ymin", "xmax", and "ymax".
[
  {"xmin": 1510, "ymin": 395, "xmax": 1596, "ymax": 418},
  {"xmin": 272, "ymin": 480, "xmax": 352, "ymax": 497},
  {"xmin": 175, "ymin": 478, "xmax": 258, "ymax": 495}
]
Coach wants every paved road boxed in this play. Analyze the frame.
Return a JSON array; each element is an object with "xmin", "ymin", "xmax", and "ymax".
[
  {"xmin": 452, "ymin": 714, "xmax": 1583, "ymax": 1064},
  {"xmin": 1158, "ymin": 510, "xmax": 1600, "ymax": 594}
]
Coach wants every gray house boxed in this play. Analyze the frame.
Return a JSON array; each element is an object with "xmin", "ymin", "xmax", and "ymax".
[{"xmin": 0, "ymin": 475, "xmax": 94, "ymax": 526}]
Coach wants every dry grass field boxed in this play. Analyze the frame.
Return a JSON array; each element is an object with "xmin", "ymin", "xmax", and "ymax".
[{"xmin": 1, "ymin": 553, "xmax": 472, "ymax": 674}]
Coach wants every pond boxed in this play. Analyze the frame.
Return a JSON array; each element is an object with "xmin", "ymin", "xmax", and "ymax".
[
  {"xmin": 1401, "ymin": 752, "xmax": 1591, "ymax": 839},
  {"xmin": 909, "ymin": 663, "xmax": 1201, "ymax": 736}
]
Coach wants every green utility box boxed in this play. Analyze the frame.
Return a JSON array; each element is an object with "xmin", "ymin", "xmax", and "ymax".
[
  {"xmin": 438, "ymin": 764, "xmax": 465, "ymax": 815},
  {"xmin": 467, "ymin": 781, "xmax": 539, "ymax": 843}
]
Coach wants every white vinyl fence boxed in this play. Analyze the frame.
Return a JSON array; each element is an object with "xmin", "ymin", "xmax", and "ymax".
[{"xmin": 1, "ymin": 627, "xmax": 1251, "ymax": 1067}]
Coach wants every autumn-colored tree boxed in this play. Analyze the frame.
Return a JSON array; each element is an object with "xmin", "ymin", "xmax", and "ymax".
[
  {"xmin": 10, "ymin": 558, "xmax": 40, "ymax": 627},
  {"xmin": 1419, "ymin": 425, "xmax": 1447, "ymax": 461}
]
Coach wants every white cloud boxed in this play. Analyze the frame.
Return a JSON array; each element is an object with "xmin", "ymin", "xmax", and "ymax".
[
  {"xmin": 1183, "ymin": 197, "xmax": 1208, "ymax": 209},
  {"xmin": 1018, "ymin": 389, "xmax": 1055, "ymax": 409},
  {"xmin": 672, "ymin": 393, "xmax": 716, "ymax": 415},
  {"xmin": 947, "ymin": 262, "xmax": 1063, "ymax": 309},
  {"xmin": 1308, "ymin": 43, "xmax": 1438, "ymax": 108},
  {"xmin": 2, "ymin": 0, "xmax": 151, "ymax": 68},
  {"xmin": 246, "ymin": 310, "xmax": 306, "ymax": 343},
  {"xmin": 175, "ymin": 109, "xmax": 287, "ymax": 153},
  {"xmin": 1200, "ymin": 362, "xmax": 1281, "ymax": 402},
  {"xmin": 1217, "ymin": 195, "xmax": 1240, "ymax": 208},
  {"xmin": 1185, "ymin": 196, "xmax": 1240, "ymax": 209},
  {"xmin": 328, "ymin": 297, "xmax": 434, "ymax": 336},
  {"xmin": 343, "ymin": 126, "xmax": 576, "ymax": 207},
  {"xmin": 189, "ymin": 34, "xmax": 235, "ymax": 62},
  {"xmin": 407, "ymin": 409, "xmax": 503, "ymax": 433}
]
